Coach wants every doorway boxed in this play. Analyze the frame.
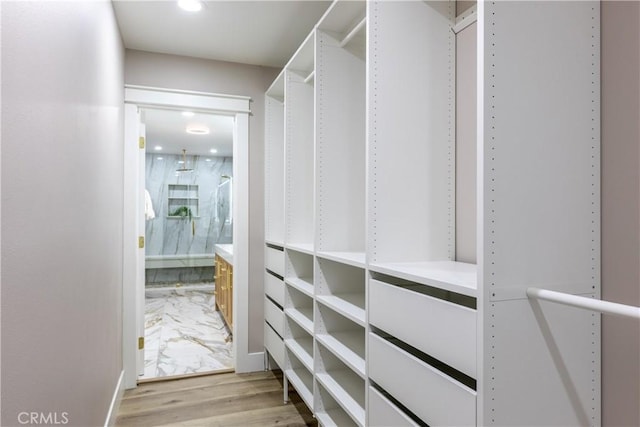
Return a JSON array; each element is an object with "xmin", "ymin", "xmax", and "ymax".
[
  {"xmin": 141, "ymin": 108, "xmax": 234, "ymax": 380},
  {"xmin": 123, "ymin": 86, "xmax": 252, "ymax": 389}
]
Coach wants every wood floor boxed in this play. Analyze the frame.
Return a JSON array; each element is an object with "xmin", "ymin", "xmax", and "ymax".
[{"xmin": 115, "ymin": 370, "xmax": 317, "ymax": 427}]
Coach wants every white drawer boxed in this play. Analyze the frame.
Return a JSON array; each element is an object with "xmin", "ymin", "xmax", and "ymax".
[
  {"xmin": 265, "ymin": 272, "xmax": 285, "ymax": 306},
  {"xmin": 369, "ymin": 278, "xmax": 476, "ymax": 378},
  {"xmin": 266, "ymin": 246, "xmax": 285, "ymax": 276},
  {"xmin": 369, "ymin": 333, "xmax": 476, "ymax": 427},
  {"xmin": 265, "ymin": 323, "xmax": 285, "ymax": 369},
  {"xmin": 368, "ymin": 386, "xmax": 419, "ymax": 427},
  {"xmin": 264, "ymin": 297, "xmax": 284, "ymax": 336}
]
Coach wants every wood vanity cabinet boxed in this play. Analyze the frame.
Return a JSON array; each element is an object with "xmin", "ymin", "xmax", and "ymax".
[{"xmin": 214, "ymin": 254, "xmax": 233, "ymax": 329}]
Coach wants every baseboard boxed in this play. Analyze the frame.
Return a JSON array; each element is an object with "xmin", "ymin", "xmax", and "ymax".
[{"xmin": 104, "ymin": 370, "xmax": 125, "ymax": 427}]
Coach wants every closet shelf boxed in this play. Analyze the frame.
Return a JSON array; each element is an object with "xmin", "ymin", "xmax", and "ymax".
[
  {"xmin": 284, "ymin": 307, "xmax": 314, "ymax": 335},
  {"xmin": 286, "ymin": 243, "xmax": 314, "ymax": 255},
  {"xmin": 316, "ymin": 371, "xmax": 365, "ymax": 427},
  {"xmin": 285, "ymin": 367, "xmax": 314, "ymax": 410},
  {"xmin": 316, "ymin": 408, "xmax": 358, "ymax": 427},
  {"xmin": 316, "ymin": 294, "xmax": 366, "ymax": 326},
  {"xmin": 316, "ymin": 251, "xmax": 366, "ymax": 268},
  {"xmin": 369, "ymin": 260, "xmax": 478, "ymax": 297},
  {"xmin": 316, "ymin": 332, "xmax": 366, "ymax": 379},
  {"xmin": 285, "ymin": 337, "xmax": 314, "ymax": 372},
  {"xmin": 285, "ymin": 277, "xmax": 314, "ymax": 297}
]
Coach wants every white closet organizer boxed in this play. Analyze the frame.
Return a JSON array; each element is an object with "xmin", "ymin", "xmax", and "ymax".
[{"xmin": 264, "ymin": 1, "xmax": 601, "ymax": 426}]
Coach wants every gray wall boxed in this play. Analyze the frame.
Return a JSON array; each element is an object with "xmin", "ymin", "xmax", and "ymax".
[
  {"xmin": 126, "ymin": 50, "xmax": 279, "ymax": 353},
  {"xmin": 602, "ymin": 2, "xmax": 640, "ymax": 426},
  {"xmin": 1, "ymin": 1, "xmax": 125, "ymax": 426}
]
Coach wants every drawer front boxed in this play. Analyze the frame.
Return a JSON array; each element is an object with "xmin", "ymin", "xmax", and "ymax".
[
  {"xmin": 265, "ymin": 323, "xmax": 285, "ymax": 369},
  {"xmin": 368, "ymin": 386, "xmax": 419, "ymax": 427},
  {"xmin": 265, "ymin": 272, "xmax": 285, "ymax": 307},
  {"xmin": 266, "ymin": 246, "xmax": 285, "ymax": 276},
  {"xmin": 369, "ymin": 333, "xmax": 476, "ymax": 427},
  {"xmin": 264, "ymin": 297, "xmax": 284, "ymax": 336},
  {"xmin": 369, "ymin": 278, "xmax": 476, "ymax": 378}
]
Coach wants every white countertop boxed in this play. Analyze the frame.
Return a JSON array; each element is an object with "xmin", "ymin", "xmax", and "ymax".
[{"xmin": 215, "ymin": 244, "xmax": 233, "ymax": 265}]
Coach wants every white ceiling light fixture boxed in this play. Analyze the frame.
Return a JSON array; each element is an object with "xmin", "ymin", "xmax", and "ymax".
[
  {"xmin": 181, "ymin": 111, "xmax": 195, "ymax": 117},
  {"xmin": 186, "ymin": 125, "xmax": 210, "ymax": 135},
  {"xmin": 177, "ymin": 0, "xmax": 202, "ymax": 12},
  {"xmin": 154, "ymin": 145, "xmax": 163, "ymax": 151},
  {"xmin": 210, "ymin": 148, "xmax": 218, "ymax": 154}
]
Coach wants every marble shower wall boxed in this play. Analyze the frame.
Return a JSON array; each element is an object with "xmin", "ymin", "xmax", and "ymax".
[{"xmin": 145, "ymin": 153, "xmax": 233, "ymax": 285}]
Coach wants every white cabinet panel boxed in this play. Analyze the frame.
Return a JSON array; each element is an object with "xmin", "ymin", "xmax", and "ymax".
[
  {"xmin": 265, "ymin": 272, "xmax": 285, "ymax": 307},
  {"xmin": 266, "ymin": 246, "xmax": 285, "ymax": 277},
  {"xmin": 369, "ymin": 278, "xmax": 476, "ymax": 378},
  {"xmin": 265, "ymin": 322, "xmax": 285, "ymax": 369},
  {"xmin": 368, "ymin": 386, "xmax": 419, "ymax": 427},
  {"xmin": 264, "ymin": 297, "xmax": 284, "ymax": 336},
  {"xmin": 369, "ymin": 333, "xmax": 476, "ymax": 427}
]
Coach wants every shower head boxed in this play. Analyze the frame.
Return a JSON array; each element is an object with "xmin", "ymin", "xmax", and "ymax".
[{"xmin": 177, "ymin": 149, "xmax": 194, "ymax": 172}]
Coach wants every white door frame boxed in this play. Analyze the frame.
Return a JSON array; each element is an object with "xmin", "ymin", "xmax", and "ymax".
[{"xmin": 123, "ymin": 85, "xmax": 252, "ymax": 389}]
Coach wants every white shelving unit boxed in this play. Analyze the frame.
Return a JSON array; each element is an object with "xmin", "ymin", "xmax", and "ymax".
[{"xmin": 265, "ymin": 0, "xmax": 601, "ymax": 425}]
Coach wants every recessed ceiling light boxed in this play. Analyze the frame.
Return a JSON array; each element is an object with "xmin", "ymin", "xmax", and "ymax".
[
  {"xmin": 210, "ymin": 148, "xmax": 218, "ymax": 154},
  {"xmin": 157, "ymin": 157, "xmax": 163, "ymax": 160},
  {"xmin": 154, "ymin": 145, "xmax": 162, "ymax": 151},
  {"xmin": 177, "ymin": 0, "xmax": 202, "ymax": 12},
  {"xmin": 178, "ymin": 160, "xmax": 184, "ymax": 164},
  {"xmin": 181, "ymin": 111, "xmax": 195, "ymax": 117},
  {"xmin": 205, "ymin": 158, "xmax": 212, "ymax": 162},
  {"xmin": 186, "ymin": 125, "xmax": 209, "ymax": 135}
]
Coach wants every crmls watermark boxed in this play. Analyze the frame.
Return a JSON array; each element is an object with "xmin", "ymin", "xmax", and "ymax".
[{"xmin": 17, "ymin": 412, "xmax": 69, "ymax": 425}]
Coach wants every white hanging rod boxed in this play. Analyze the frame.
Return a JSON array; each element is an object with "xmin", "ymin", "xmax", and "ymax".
[
  {"xmin": 339, "ymin": 17, "xmax": 366, "ymax": 48},
  {"xmin": 527, "ymin": 287, "xmax": 640, "ymax": 320}
]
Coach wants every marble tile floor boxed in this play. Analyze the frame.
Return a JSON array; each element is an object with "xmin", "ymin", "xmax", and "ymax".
[{"xmin": 141, "ymin": 284, "xmax": 233, "ymax": 380}]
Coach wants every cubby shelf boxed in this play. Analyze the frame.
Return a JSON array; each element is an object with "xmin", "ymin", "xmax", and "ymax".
[
  {"xmin": 369, "ymin": 260, "xmax": 477, "ymax": 298},
  {"xmin": 286, "ymin": 366, "xmax": 314, "ymax": 410},
  {"xmin": 285, "ymin": 337, "xmax": 314, "ymax": 372},
  {"xmin": 316, "ymin": 383, "xmax": 360, "ymax": 427},
  {"xmin": 316, "ymin": 295, "xmax": 365, "ymax": 327},
  {"xmin": 316, "ymin": 409, "xmax": 358, "ymax": 427},
  {"xmin": 316, "ymin": 251, "xmax": 366, "ymax": 268},
  {"xmin": 286, "ymin": 243, "xmax": 314, "ymax": 255},
  {"xmin": 284, "ymin": 307, "xmax": 314, "ymax": 335},
  {"xmin": 316, "ymin": 332, "xmax": 365, "ymax": 379},
  {"xmin": 284, "ymin": 277, "xmax": 314, "ymax": 297},
  {"xmin": 316, "ymin": 372, "xmax": 365, "ymax": 427}
]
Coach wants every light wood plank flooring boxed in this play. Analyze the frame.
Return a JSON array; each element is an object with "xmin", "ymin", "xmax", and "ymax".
[{"xmin": 115, "ymin": 370, "xmax": 317, "ymax": 426}]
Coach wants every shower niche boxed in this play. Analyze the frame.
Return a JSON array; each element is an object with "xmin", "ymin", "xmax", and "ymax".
[{"xmin": 167, "ymin": 184, "xmax": 199, "ymax": 218}]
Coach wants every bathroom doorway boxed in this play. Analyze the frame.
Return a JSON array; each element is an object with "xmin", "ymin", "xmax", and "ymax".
[
  {"xmin": 123, "ymin": 86, "xmax": 253, "ymax": 389},
  {"xmin": 141, "ymin": 108, "xmax": 234, "ymax": 380}
]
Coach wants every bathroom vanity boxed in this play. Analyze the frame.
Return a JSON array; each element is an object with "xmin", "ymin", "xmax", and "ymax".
[{"xmin": 214, "ymin": 244, "xmax": 233, "ymax": 329}]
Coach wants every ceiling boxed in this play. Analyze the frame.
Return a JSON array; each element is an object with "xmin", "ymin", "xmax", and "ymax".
[
  {"xmin": 114, "ymin": 1, "xmax": 332, "ymax": 159},
  {"xmin": 143, "ymin": 108, "xmax": 234, "ymax": 157},
  {"xmin": 112, "ymin": 0, "xmax": 333, "ymax": 68}
]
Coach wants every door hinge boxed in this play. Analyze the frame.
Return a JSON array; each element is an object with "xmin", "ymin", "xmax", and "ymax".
[
  {"xmin": 138, "ymin": 236, "xmax": 145, "ymax": 248},
  {"xmin": 138, "ymin": 337, "xmax": 144, "ymax": 350},
  {"xmin": 138, "ymin": 137, "xmax": 145, "ymax": 149}
]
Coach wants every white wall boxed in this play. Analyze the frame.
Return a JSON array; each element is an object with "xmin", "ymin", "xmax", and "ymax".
[
  {"xmin": 601, "ymin": 2, "xmax": 640, "ymax": 426},
  {"xmin": 1, "ymin": 2, "xmax": 125, "ymax": 426},
  {"xmin": 125, "ymin": 50, "xmax": 279, "ymax": 353}
]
